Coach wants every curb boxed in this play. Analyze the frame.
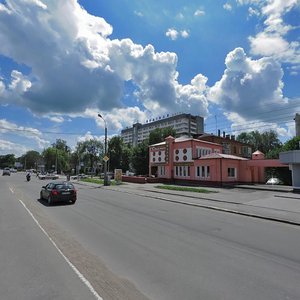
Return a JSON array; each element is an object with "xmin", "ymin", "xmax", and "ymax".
[
  {"xmin": 108, "ymin": 187, "xmax": 300, "ymax": 227},
  {"xmin": 74, "ymin": 181, "xmax": 300, "ymax": 227}
]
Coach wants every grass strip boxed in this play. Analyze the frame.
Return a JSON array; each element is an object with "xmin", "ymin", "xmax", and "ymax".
[
  {"xmin": 155, "ymin": 185, "xmax": 216, "ymax": 193},
  {"xmin": 81, "ymin": 177, "xmax": 119, "ymax": 186}
]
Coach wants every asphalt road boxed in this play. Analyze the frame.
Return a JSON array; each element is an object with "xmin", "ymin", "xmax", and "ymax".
[{"xmin": 1, "ymin": 172, "xmax": 300, "ymax": 300}]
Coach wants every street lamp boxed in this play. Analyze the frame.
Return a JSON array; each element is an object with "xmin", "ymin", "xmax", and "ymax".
[{"xmin": 98, "ymin": 113, "xmax": 109, "ymax": 186}]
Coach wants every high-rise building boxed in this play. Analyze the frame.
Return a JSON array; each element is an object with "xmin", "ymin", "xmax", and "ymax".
[
  {"xmin": 294, "ymin": 113, "xmax": 300, "ymax": 137},
  {"xmin": 121, "ymin": 113, "xmax": 204, "ymax": 146}
]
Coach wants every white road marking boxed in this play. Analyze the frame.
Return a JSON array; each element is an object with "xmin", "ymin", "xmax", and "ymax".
[
  {"xmin": 9, "ymin": 187, "xmax": 14, "ymax": 194},
  {"xmin": 18, "ymin": 199, "xmax": 103, "ymax": 300}
]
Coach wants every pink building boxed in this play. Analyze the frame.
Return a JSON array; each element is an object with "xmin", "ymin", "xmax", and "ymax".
[{"xmin": 149, "ymin": 136, "xmax": 287, "ymax": 185}]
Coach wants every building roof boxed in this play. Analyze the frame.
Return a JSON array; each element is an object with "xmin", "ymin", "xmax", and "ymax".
[
  {"xmin": 252, "ymin": 150, "xmax": 264, "ymax": 155},
  {"xmin": 198, "ymin": 153, "xmax": 249, "ymax": 160},
  {"xmin": 149, "ymin": 136, "xmax": 222, "ymax": 147}
]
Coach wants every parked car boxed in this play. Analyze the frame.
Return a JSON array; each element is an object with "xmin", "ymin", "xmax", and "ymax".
[
  {"xmin": 2, "ymin": 168, "xmax": 11, "ymax": 176},
  {"xmin": 70, "ymin": 174, "xmax": 88, "ymax": 180},
  {"xmin": 38, "ymin": 173, "xmax": 59, "ymax": 180},
  {"xmin": 266, "ymin": 177, "xmax": 283, "ymax": 185},
  {"xmin": 40, "ymin": 181, "xmax": 77, "ymax": 205}
]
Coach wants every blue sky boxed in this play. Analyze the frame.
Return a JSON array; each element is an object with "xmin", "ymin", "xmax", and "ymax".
[{"xmin": 0, "ymin": 0, "xmax": 300, "ymax": 156}]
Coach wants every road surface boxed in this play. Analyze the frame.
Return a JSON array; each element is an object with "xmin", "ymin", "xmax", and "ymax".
[{"xmin": 1, "ymin": 172, "xmax": 300, "ymax": 300}]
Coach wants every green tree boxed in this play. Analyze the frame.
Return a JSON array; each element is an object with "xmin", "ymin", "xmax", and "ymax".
[
  {"xmin": 121, "ymin": 144, "xmax": 132, "ymax": 172},
  {"xmin": 0, "ymin": 154, "xmax": 15, "ymax": 168},
  {"xmin": 52, "ymin": 139, "xmax": 70, "ymax": 152},
  {"xmin": 282, "ymin": 136, "xmax": 300, "ymax": 151},
  {"xmin": 237, "ymin": 130, "xmax": 282, "ymax": 154},
  {"xmin": 149, "ymin": 127, "xmax": 176, "ymax": 145},
  {"xmin": 21, "ymin": 150, "xmax": 41, "ymax": 170},
  {"xmin": 131, "ymin": 140, "xmax": 149, "ymax": 175},
  {"xmin": 42, "ymin": 147, "xmax": 57, "ymax": 172},
  {"xmin": 75, "ymin": 139, "xmax": 103, "ymax": 174},
  {"xmin": 108, "ymin": 136, "xmax": 123, "ymax": 171}
]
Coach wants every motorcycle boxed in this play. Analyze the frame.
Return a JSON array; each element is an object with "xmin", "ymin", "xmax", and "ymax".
[{"xmin": 26, "ymin": 174, "xmax": 31, "ymax": 182}]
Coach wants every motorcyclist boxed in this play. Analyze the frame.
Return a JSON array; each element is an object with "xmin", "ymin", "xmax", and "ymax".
[{"xmin": 26, "ymin": 171, "xmax": 31, "ymax": 181}]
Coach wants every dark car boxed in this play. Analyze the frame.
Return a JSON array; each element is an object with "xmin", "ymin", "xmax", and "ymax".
[{"xmin": 40, "ymin": 181, "xmax": 77, "ymax": 205}]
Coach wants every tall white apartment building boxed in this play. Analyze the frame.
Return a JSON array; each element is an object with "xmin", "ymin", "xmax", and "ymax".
[{"xmin": 121, "ymin": 113, "xmax": 204, "ymax": 146}]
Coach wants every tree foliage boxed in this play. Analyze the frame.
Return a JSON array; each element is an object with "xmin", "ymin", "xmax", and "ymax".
[
  {"xmin": 282, "ymin": 136, "xmax": 300, "ymax": 151},
  {"xmin": 149, "ymin": 127, "xmax": 176, "ymax": 145},
  {"xmin": 20, "ymin": 150, "xmax": 41, "ymax": 169},
  {"xmin": 0, "ymin": 154, "xmax": 16, "ymax": 168},
  {"xmin": 75, "ymin": 139, "xmax": 103, "ymax": 173},
  {"xmin": 237, "ymin": 130, "xmax": 282, "ymax": 154},
  {"xmin": 108, "ymin": 136, "xmax": 132, "ymax": 172},
  {"xmin": 131, "ymin": 140, "xmax": 149, "ymax": 175}
]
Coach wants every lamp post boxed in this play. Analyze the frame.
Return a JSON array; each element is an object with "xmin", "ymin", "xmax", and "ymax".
[{"xmin": 98, "ymin": 113, "xmax": 109, "ymax": 186}]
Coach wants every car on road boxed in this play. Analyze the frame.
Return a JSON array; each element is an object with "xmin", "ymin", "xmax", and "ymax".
[
  {"xmin": 40, "ymin": 181, "xmax": 77, "ymax": 205},
  {"xmin": 2, "ymin": 168, "xmax": 11, "ymax": 176}
]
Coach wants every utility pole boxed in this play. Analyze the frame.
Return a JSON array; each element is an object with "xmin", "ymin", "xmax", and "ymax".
[{"xmin": 98, "ymin": 113, "xmax": 109, "ymax": 186}]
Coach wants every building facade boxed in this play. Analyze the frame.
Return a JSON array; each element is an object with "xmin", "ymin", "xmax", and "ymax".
[
  {"xmin": 149, "ymin": 136, "xmax": 287, "ymax": 185},
  {"xmin": 195, "ymin": 132, "xmax": 253, "ymax": 158},
  {"xmin": 121, "ymin": 113, "xmax": 204, "ymax": 146}
]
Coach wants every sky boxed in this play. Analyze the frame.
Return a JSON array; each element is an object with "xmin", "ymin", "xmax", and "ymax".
[{"xmin": 0, "ymin": 0, "xmax": 300, "ymax": 156}]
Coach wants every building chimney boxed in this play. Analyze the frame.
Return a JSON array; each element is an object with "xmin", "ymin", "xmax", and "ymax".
[{"xmin": 294, "ymin": 113, "xmax": 300, "ymax": 137}]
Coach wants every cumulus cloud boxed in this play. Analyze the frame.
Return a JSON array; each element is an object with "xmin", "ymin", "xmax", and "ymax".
[
  {"xmin": 223, "ymin": 3, "xmax": 233, "ymax": 11},
  {"xmin": 0, "ymin": 119, "xmax": 49, "ymax": 148},
  {"xmin": 194, "ymin": 9, "xmax": 205, "ymax": 16},
  {"xmin": 166, "ymin": 28, "xmax": 179, "ymax": 40},
  {"xmin": 209, "ymin": 48, "xmax": 290, "ymax": 122},
  {"xmin": 239, "ymin": 0, "xmax": 300, "ymax": 66},
  {"xmin": 0, "ymin": 139, "xmax": 28, "ymax": 156},
  {"xmin": 165, "ymin": 28, "xmax": 190, "ymax": 40},
  {"xmin": 0, "ymin": 0, "xmax": 207, "ymax": 124}
]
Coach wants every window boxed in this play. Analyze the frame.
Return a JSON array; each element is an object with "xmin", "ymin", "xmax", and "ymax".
[
  {"xmin": 228, "ymin": 168, "xmax": 236, "ymax": 178},
  {"xmin": 196, "ymin": 166, "xmax": 210, "ymax": 178},
  {"xmin": 175, "ymin": 166, "xmax": 190, "ymax": 177},
  {"xmin": 158, "ymin": 166, "xmax": 165, "ymax": 176},
  {"xmin": 196, "ymin": 147, "xmax": 212, "ymax": 158}
]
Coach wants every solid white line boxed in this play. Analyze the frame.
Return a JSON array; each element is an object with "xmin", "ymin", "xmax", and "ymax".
[{"xmin": 18, "ymin": 199, "xmax": 103, "ymax": 300}]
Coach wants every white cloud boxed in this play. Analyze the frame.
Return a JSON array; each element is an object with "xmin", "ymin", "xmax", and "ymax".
[
  {"xmin": 209, "ymin": 48, "xmax": 293, "ymax": 127},
  {"xmin": 249, "ymin": 32, "xmax": 290, "ymax": 56},
  {"xmin": 47, "ymin": 115, "xmax": 65, "ymax": 123},
  {"xmin": 239, "ymin": 0, "xmax": 300, "ymax": 66},
  {"xmin": 180, "ymin": 30, "xmax": 189, "ymax": 39},
  {"xmin": 0, "ymin": 119, "xmax": 49, "ymax": 149},
  {"xmin": 223, "ymin": 3, "xmax": 233, "ymax": 11},
  {"xmin": 77, "ymin": 131, "xmax": 102, "ymax": 143},
  {"xmin": 0, "ymin": 0, "xmax": 205, "ymax": 122},
  {"xmin": 166, "ymin": 28, "xmax": 179, "ymax": 40},
  {"xmin": 194, "ymin": 9, "xmax": 205, "ymax": 16},
  {"xmin": 248, "ymin": 7, "xmax": 260, "ymax": 17},
  {"xmin": 165, "ymin": 28, "xmax": 189, "ymax": 40},
  {"xmin": 134, "ymin": 10, "xmax": 143, "ymax": 17},
  {"xmin": 0, "ymin": 139, "xmax": 28, "ymax": 156}
]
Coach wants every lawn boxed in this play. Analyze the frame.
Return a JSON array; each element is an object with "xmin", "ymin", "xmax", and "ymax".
[
  {"xmin": 81, "ymin": 177, "xmax": 121, "ymax": 185},
  {"xmin": 155, "ymin": 185, "xmax": 216, "ymax": 193}
]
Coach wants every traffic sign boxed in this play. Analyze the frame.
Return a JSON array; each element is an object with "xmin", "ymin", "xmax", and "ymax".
[{"xmin": 103, "ymin": 155, "xmax": 109, "ymax": 162}]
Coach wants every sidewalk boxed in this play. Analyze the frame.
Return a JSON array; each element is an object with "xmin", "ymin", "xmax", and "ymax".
[{"xmin": 76, "ymin": 179, "xmax": 300, "ymax": 226}]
